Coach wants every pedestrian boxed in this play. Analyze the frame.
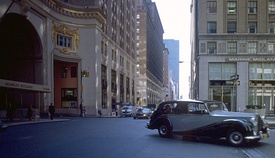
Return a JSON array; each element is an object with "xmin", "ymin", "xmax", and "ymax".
[
  {"xmin": 79, "ymin": 102, "xmax": 83, "ymax": 117},
  {"xmin": 6, "ymin": 103, "xmax": 14, "ymax": 122},
  {"xmin": 26, "ymin": 104, "xmax": 33, "ymax": 121},
  {"xmin": 82, "ymin": 106, "xmax": 86, "ymax": 117},
  {"xmin": 98, "ymin": 107, "xmax": 102, "ymax": 117},
  {"xmin": 48, "ymin": 103, "xmax": 55, "ymax": 120}
]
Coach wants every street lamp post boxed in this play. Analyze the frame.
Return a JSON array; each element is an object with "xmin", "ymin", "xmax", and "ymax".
[{"xmin": 230, "ymin": 74, "xmax": 239, "ymax": 112}]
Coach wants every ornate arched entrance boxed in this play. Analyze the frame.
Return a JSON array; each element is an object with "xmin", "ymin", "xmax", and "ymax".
[{"xmin": 0, "ymin": 13, "xmax": 43, "ymax": 110}]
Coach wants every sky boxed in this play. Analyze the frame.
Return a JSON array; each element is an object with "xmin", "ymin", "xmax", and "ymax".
[{"xmin": 152, "ymin": 0, "xmax": 192, "ymax": 99}]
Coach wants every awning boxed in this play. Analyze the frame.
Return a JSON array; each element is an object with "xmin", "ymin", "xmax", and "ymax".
[{"xmin": 0, "ymin": 79, "xmax": 51, "ymax": 93}]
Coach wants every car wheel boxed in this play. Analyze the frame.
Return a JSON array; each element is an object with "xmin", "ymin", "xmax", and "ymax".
[
  {"xmin": 133, "ymin": 117, "xmax": 136, "ymax": 119},
  {"xmin": 158, "ymin": 122, "xmax": 171, "ymax": 138},
  {"xmin": 226, "ymin": 130, "xmax": 245, "ymax": 147}
]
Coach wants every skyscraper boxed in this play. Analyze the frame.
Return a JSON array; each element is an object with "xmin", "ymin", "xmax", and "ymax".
[
  {"xmin": 136, "ymin": 0, "xmax": 164, "ymax": 106},
  {"xmin": 164, "ymin": 39, "xmax": 180, "ymax": 99}
]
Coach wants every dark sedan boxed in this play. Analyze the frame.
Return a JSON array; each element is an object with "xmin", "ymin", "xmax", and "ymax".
[
  {"xmin": 146, "ymin": 99, "xmax": 270, "ymax": 147},
  {"xmin": 133, "ymin": 108, "xmax": 151, "ymax": 119}
]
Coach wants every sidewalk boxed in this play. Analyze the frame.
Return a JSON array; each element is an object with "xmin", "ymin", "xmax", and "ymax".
[{"xmin": 2, "ymin": 117, "xmax": 70, "ymax": 127}]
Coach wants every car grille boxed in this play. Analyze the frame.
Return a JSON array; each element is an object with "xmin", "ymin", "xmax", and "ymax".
[{"xmin": 254, "ymin": 116, "xmax": 261, "ymax": 135}]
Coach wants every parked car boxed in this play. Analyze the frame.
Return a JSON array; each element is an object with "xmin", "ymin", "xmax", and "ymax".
[
  {"xmin": 121, "ymin": 106, "xmax": 134, "ymax": 117},
  {"xmin": 146, "ymin": 99, "xmax": 270, "ymax": 147},
  {"xmin": 0, "ymin": 120, "xmax": 7, "ymax": 132},
  {"xmin": 133, "ymin": 108, "xmax": 152, "ymax": 119}
]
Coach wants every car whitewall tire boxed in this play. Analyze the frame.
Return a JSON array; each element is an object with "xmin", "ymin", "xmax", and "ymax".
[
  {"xmin": 158, "ymin": 123, "xmax": 171, "ymax": 138},
  {"xmin": 226, "ymin": 130, "xmax": 245, "ymax": 147}
]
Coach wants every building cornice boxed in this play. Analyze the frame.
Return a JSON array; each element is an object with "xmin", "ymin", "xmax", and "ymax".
[
  {"xmin": 40, "ymin": 0, "xmax": 106, "ymax": 23},
  {"xmin": 199, "ymin": 33, "xmax": 275, "ymax": 40}
]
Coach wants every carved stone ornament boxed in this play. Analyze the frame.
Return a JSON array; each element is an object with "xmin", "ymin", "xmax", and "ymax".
[{"xmin": 51, "ymin": 21, "xmax": 80, "ymax": 55}]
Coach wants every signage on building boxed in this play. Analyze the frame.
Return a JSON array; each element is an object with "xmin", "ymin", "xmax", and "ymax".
[
  {"xmin": 226, "ymin": 80, "xmax": 240, "ymax": 85},
  {"xmin": 225, "ymin": 57, "xmax": 275, "ymax": 62},
  {"xmin": 0, "ymin": 79, "xmax": 51, "ymax": 92}
]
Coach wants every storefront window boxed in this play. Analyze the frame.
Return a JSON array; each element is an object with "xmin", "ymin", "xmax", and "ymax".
[{"xmin": 249, "ymin": 87, "xmax": 274, "ymax": 114}]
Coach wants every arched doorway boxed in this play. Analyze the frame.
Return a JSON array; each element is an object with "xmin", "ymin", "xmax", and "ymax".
[{"xmin": 0, "ymin": 13, "xmax": 43, "ymax": 110}]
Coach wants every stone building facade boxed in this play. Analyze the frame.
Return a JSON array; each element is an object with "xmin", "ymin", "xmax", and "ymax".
[
  {"xmin": 191, "ymin": 0, "xmax": 275, "ymax": 114},
  {"xmin": 0, "ymin": 0, "xmax": 137, "ymax": 116}
]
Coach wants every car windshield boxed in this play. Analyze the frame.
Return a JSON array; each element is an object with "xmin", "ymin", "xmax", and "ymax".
[
  {"xmin": 205, "ymin": 102, "xmax": 228, "ymax": 112},
  {"xmin": 142, "ymin": 108, "xmax": 150, "ymax": 113}
]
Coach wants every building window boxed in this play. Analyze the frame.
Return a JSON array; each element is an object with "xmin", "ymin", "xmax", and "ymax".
[
  {"xmin": 112, "ymin": 49, "xmax": 117, "ymax": 62},
  {"xmin": 227, "ymin": 21, "xmax": 236, "ymax": 33},
  {"xmin": 249, "ymin": 63, "xmax": 275, "ymax": 80},
  {"xmin": 61, "ymin": 67, "xmax": 67, "ymax": 78},
  {"xmin": 227, "ymin": 42, "xmax": 237, "ymax": 54},
  {"xmin": 101, "ymin": 41, "xmax": 104, "ymax": 55},
  {"xmin": 101, "ymin": 65, "xmax": 107, "ymax": 109},
  {"xmin": 207, "ymin": 1, "xmax": 217, "ymax": 13},
  {"xmin": 248, "ymin": 1, "xmax": 257, "ymax": 14},
  {"xmin": 248, "ymin": 22, "xmax": 257, "ymax": 33},
  {"xmin": 269, "ymin": 0, "xmax": 275, "ymax": 14},
  {"xmin": 61, "ymin": 88, "xmax": 77, "ymax": 108},
  {"xmin": 71, "ymin": 66, "xmax": 77, "ymax": 78},
  {"xmin": 120, "ymin": 74, "xmax": 124, "ymax": 102},
  {"xmin": 207, "ymin": 42, "xmax": 217, "ymax": 54},
  {"xmin": 227, "ymin": 1, "xmax": 237, "ymax": 14},
  {"xmin": 120, "ymin": 56, "xmax": 124, "ymax": 67},
  {"xmin": 209, "ymin": 63, "xmax": 236, "ymax": 80},
  {"xmin": 207, "ymin": 22, "xmax": 217, "ymax": 33},
  {"xmin": 57, "ymin": 34, "xmax": 72, "ymax": 48},
  {"xmin": 248, "ymin": 42, "xmax": 257, "ymax": 54},
  {"xmin": 268, "ymin": 43, "xmax": 275, "ymax": 54},
  {"xmin": 270, "ymin": 22, "xmax": 275, "ymax": 33}
]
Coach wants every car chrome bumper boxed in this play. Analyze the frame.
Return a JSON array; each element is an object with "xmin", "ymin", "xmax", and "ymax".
[
  {"xmin": 245, "ymin": 128, "xmax": 271, "ymax": 140},
  {"xmin": 146, "ymin": 122, "xmax": 153, "ymax": 129}
]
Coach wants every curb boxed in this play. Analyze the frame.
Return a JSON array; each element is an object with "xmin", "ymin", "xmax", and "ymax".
[{"xmin": 4, "ymin": 118, "xmax": 70, "ymax": 127}]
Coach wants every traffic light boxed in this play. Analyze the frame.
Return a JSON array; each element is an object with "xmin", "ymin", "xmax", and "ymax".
[{"xmin": 82, "ymin": 70, "xmax": 89, "ymax": 77}]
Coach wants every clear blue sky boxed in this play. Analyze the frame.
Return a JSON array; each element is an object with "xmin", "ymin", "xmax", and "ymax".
[{"xmin": 153, "ymin": 0, "xmax": 192, "ymax": 98}]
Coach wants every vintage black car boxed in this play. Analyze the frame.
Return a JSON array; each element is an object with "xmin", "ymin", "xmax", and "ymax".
[{"xmin": 146, "ymin": 99, "xmax": 270, "ymax": 146}]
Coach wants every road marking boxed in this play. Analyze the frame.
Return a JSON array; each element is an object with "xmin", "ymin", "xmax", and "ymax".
[{"xmin": 240, "ymin": 148, "xmax": 267, "ymax": 158}]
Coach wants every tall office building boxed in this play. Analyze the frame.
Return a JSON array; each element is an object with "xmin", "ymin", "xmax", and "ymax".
[
  {"xmin": 163, "ymin": 47, "xmax": 169, "ymax": 100},
  {"xmin": 0, "ymin": 0, "xmax": 137, "ymax": 116},
  {"xmin": 136, "ymin": 0, "xmax": 164, "ymax": 106},
  {"xmin": 164, "ymin": 39, "xmax": 180, "ymax": 99},
  {"xmin": 191, "ymin": 0, "xmax": 275, "ymax": 114}
]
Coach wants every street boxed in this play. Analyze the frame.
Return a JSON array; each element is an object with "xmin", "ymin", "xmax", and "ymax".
[{"xmin": 0, "ymin": 117, "xmax": 273, "ymax": 158}]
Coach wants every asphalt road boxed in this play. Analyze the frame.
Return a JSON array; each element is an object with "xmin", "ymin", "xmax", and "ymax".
[{"xmin": 0, "ymin": 117, "xmax": 271, "ymax": 158}]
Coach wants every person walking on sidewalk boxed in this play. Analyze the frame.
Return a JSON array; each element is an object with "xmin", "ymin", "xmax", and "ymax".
[
  {"xmin": 26, "ymin": 104, "xmax": 33, "ymax": 121},
  {"xmin": 48, "ymin": 103, "xmax": 55, "ymax": 120},
  {"xmin": 79, "ymin": 102, "xmax": 83, "ymax": 117},
  {"xmin": 98, "ymin": 107, "xmax": 102, "ymax": 117}
]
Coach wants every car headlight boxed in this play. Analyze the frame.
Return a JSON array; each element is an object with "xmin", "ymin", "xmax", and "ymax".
[
  {"xmin": 250, "ymin": 117, "xmax": 258, "ymax": 126},
  {"xmin": 250, "ymin": 117, "xmax": 259, "ymax": 135},
  {"xmin": 250, "ymin": 117, "xmax": 257, "ymax": 126}
]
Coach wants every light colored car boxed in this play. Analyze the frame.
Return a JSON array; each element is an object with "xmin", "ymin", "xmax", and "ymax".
[
  {"xmin": 121, "ymin": 106, "xmax": 134, "ymax": 117},
  {"xmin": 146, "ymin": 99, "xmax": 270, "ymax": 147}
]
